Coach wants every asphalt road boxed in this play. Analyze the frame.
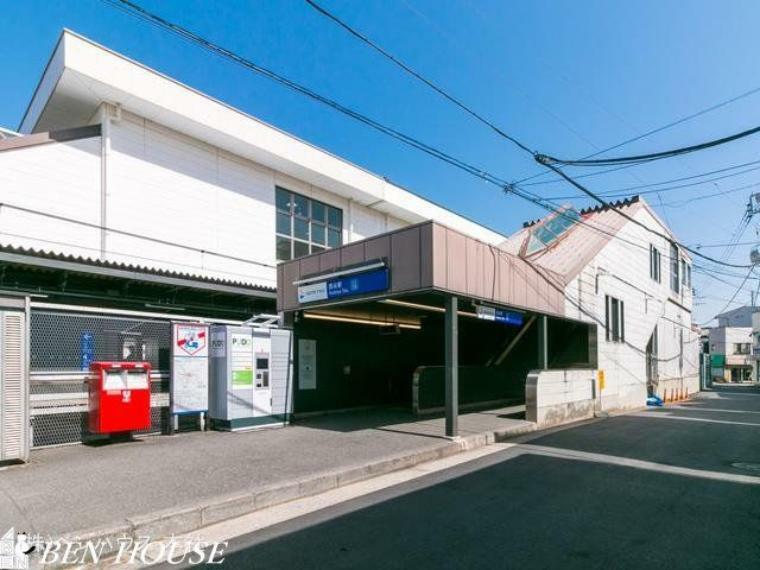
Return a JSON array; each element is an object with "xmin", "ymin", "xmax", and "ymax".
[{"xmin": 216, "ymin": 386, "xmax": 760, "ymax": 570}]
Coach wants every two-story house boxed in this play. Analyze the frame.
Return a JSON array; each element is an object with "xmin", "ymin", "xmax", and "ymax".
[{"xmin": 500, "ymin": 198, "xmax": 700, "ymax": 410}]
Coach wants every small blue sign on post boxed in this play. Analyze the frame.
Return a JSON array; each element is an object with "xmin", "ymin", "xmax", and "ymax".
[
  {"xmin": 476, "ymin": 305, "xmax": 524, "ymax": 327},
  {"xmin": 80, "ymin": 331, "xmax": 95, "ymax": 371}
]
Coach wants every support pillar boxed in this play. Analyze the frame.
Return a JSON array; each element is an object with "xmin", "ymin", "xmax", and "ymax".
[
  {"xmin": 445, "ymin": 295, "xmax": 459, "ymax": 437},
  {"xmin": 538, "ymin": 315, "xmax": 548, "ymax": 370}
]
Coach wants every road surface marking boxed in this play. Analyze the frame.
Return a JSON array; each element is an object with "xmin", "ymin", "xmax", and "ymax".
[{"xmin": 517, "ymin": 444, "xmax": 760, "ymax": 485}]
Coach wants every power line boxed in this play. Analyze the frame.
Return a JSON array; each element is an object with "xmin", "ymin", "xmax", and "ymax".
[
  {"xmin": 514, "ymin": 84, "xmax": 760, "ymax": 185},
  {"xmin": 699, "ymin": 266, "xmax": 755, "ymax": 325},
  {"xmin": 535, "ymin": 156, "xmax": 755, "ymax": 269},
  {"xmin": 520, "ymin": 162, "xmax": 643, "ymax": 187},
  {"xmin": 303, "ymin": 0, "xmax": 536, "ymax": 156},
  {"xmin": 657, "ymin": 181, "xmax": 760, "ymax": 208},
  {"xmin": 102, "ymin": 1, "xmax": 517, "ymax": 191},
  {"xmin": 300, "ymin": 0, "xmax": 760, "ymax": 268},
  {"xmin": 692, "ymin": 239, "xmax": 759, "ymax": 249},
  {"xmin": 543, "ymin": 159, "xmax": 760, "ymax": 200},
  {"xmin": 542, "ymin": 125, "xmax": 760, "ymax": 167}
]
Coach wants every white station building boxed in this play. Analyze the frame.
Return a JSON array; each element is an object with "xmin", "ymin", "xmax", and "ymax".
[{"xmin": 0, "ymin": 30, "xmax": 699, "ymax": 460}]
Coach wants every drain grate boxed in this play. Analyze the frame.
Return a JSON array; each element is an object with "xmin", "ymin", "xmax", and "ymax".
[{"xmin": 731, "ymin": 462, "xmax": 760, "ymax": 473}]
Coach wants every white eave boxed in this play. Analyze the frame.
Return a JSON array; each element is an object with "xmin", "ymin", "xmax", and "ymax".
[{"xmin": 21, "ymin": 30, "xmax": 506, "ymax": 245}]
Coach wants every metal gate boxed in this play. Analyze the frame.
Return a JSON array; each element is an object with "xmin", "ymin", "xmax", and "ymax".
[{"xmin": 30, "ymin": 310, "xmax": 172, "ymax": 447}]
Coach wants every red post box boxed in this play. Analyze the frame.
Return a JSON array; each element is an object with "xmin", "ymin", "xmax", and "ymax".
[{"xmin": 88, "ymin": 361, "xmax": 152, "ymax": 434}]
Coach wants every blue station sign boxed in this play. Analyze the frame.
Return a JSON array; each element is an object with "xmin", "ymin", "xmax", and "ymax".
[
  {"xmin": 298, "ymin": 267, "xmax": 390, "ymax": 304},
  {"xmin": 476, "ymin": 305, "xmax": 524, "ymax": 327}
]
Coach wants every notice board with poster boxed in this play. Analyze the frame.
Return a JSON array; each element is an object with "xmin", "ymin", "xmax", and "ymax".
[
  {"xmin": 298, "ymin": 339, "xmax": 317, "ymax": 390},
  {"xmin": 171, "ymin": 322, "xmax": 210, "ymax": 414}
]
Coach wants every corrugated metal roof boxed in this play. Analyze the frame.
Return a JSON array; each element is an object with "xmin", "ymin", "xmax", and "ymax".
[
  {"xmin": 499, "ymin": 197, "xmax": 643, "ymax": 280},
  {"xmin": 0, "ymin": 242, "xmax": 276, "ymax": 293}
]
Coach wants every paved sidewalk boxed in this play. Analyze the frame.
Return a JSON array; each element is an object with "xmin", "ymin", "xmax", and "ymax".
[{"xmin": 0, "ymin": 405, "xmax": 533, "ymax": 540}]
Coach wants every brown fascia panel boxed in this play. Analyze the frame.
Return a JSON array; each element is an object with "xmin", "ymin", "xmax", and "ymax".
[
  {"xmin": 0, "ymin": 124, "xmax": 101, "ymax": 153},
  {"xmin": 277, "ymin": 221, "xmax": 566, "ymax": 318}
]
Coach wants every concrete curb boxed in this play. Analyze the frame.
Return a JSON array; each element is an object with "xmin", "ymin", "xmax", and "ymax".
[{"xmin": 56, "ymin": 422, "xmax": 537, "ymax": 559}]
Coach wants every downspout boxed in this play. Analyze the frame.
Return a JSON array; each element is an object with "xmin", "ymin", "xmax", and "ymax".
[
  {"xmin": 100, "ymin": 103, "xmax": 121, "ymax": 261},
  {"xmin": 100, "ymin": 105, "xmax": 111, "ymax": 260},
  {"xmin": 347, "ymin": 199, "xmax": 354, "ymax": 243}
]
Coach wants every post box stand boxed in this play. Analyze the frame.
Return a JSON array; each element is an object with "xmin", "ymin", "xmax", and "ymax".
[{"xmin": 88, "ymin": 361, "xmax": 152, "ymax": 437}]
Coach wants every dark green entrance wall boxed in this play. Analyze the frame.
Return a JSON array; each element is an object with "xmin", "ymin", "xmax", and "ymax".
[
  {"xmin": 415, "ymin": 318, "xmax": 539, "ymax": 410},
  {"xmin": 293, "ymin": 311, "xmax": 592, "ymax": 415},
  {"xmin": 293, "ymin": 313, "xmax": 542, "ymax": 415},
  {"xmin": 293, "ymin": 317, "xmax": 442, "ymax": 414}
]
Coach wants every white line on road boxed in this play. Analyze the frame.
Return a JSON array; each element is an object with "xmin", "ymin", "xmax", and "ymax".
[
  {"xmin": 664, "ymin": 405, "xmax": 760, "ymax": 415},
  {"xmin": 630, "ymin": 412, "xmax": 760, "ymax": 427},
  {"xmin": 517, "ymin": 444, "xmax": 760, "ymax": 485}
]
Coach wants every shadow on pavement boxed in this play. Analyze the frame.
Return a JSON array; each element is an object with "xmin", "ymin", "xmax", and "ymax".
[
  {"xmin": 219, "ymin": 452, "xmax": 760, "ymax": 570},
  {"xmin": 509, "ymin": 386, "xmax": 760, "ymax": 475}
]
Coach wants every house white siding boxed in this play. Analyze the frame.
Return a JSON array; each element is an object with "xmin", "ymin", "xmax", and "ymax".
[{"xmin": 564, "ymin": 205, "xmax": 699, "ymax": 411}]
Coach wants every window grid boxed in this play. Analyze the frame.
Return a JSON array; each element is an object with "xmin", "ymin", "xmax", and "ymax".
[
  {"xmin": 605, "ymin": 294, "xmax": 625, "ymax": 343},
  {"xmin": 275, "ymin": 187, "xmax": 343, "ymax": 262},
  {"xmin": 680, "ymin": 258, "xmax": 692, "ymax": 288},
  {"xmin": 650, "ymin": 245, "xmax": 661, "ymax": 283},
  {"xmin": 670, "ymin": 243, "xmax": 680, "ymax": 294}
]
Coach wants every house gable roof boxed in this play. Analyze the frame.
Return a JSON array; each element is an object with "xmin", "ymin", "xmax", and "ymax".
[{"xmin": 498, "ymin": 196, "xmax": 645, "ymax": 280}]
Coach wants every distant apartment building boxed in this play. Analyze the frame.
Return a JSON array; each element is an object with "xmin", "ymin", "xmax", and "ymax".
[{"xmin": 709, "ymin": 309, "xmax": 756, "ymax": 383}]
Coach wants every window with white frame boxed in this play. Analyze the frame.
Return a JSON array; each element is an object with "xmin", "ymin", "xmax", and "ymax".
[
  {"xmin": 605, "ymin": 294, "xmax": 625, "ymax": 342},
  {"xmin": 650, "ymin": 245, "xmax": 661, "ymax": 283},
  {"xmin": 681, "ymin": 258, "xmax": 691, "ymax": 289},
  {"xmin": 670, "ymin": 243, "xmax": 680, "ymax": 294},
  {"xmin": 275, "ymin": 187, "xmax": 343, "ymax": 262}
]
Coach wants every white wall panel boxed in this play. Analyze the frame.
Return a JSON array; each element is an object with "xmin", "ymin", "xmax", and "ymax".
[
  {"xmin": 106, "ymin": 114, "xmax": 280, "ymax": 287},
  {"xmin": 0, "ymin": 137, "xmax": 101, "ymax": 257},
  {"xmin": 104, "ymin": 112, "xmax": 402, "ymax": 288},
  {"xmin": 351, "ymin": 203, "xmax": 387, "ymax": 241}
]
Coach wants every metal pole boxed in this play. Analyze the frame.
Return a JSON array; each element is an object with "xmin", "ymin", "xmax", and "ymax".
[
  {"xmin": 445, "ymin": 295, "xmax": 458, "ymax": 438},
  {"xmin": 538, "ymin": 315, "xmax": 549, "ymax": 370}
]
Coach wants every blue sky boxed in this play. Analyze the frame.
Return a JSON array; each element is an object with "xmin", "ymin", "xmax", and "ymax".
[{"xmin": 2, "ymin": 0, "xmax": 760, "ymax": 323}]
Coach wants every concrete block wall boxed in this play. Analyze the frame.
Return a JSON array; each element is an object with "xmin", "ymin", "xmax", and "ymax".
[{"xmin": 525, "ymin": 369, "xmax": 596, "ymax": 428}]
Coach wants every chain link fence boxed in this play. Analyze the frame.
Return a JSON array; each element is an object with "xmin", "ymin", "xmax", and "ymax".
[{"xmin": 30, "ymin": 310, "xmax": 173, "ymax": 447}]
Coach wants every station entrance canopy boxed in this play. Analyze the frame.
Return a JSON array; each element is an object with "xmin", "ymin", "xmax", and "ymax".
[
  {"xmin": 277, "ymin": 221, "xmax": 596, "ymax": 437},
  {"xmin": 277, "ymin": 221, "xmax": 567, "ymax": 316}
]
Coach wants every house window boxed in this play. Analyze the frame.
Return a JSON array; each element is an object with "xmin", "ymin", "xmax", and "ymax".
[
  {"xmin": 734, "ymin": 343, "xmax": 751, "ymax": 355},
  {"xmin": 275, "ymin": 187, "xmax": 343, "ymax": 261},
  {"xmin": 681, "ymin": 259, "xmax": 691, "ymax": 288},
  {"xmin": 670, "ymin": 243, "xmax": 680, "ymax": 294},
  {"xmin": 605, "ymin": 295, "xmax": 625, "ymax": 343},
  {"xmin": 650, "ymin": 245, "xmax": 661, "ymax": 283}
]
